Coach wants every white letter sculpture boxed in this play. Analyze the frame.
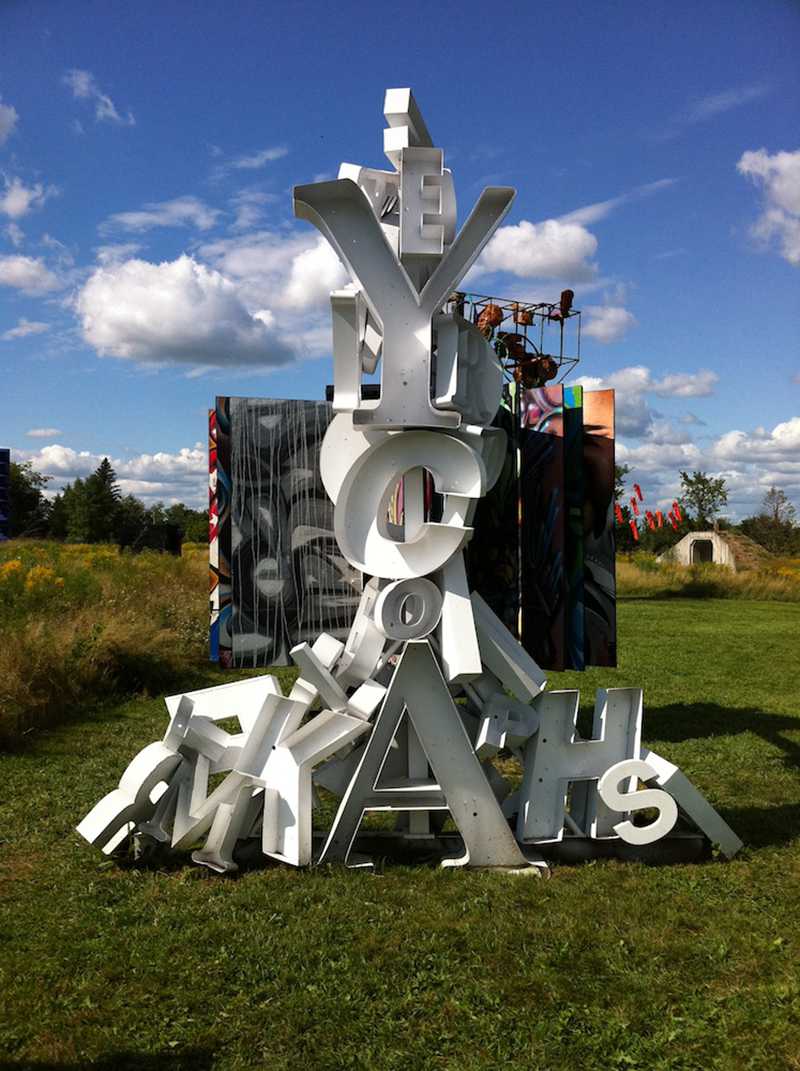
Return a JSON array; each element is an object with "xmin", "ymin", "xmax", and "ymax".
[{"xmin": 78, "ymin": 89, "xmax": 742, "ymax": 872}]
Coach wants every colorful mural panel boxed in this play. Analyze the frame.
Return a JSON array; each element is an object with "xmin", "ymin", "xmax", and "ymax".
[
  {"xmin": 0, "ymin": 449, "xmax": 9, "ymax": 542},
  {"xmin": 210, "ymin": 390, "xmax": 616, "ymax": 672},
  {"xmin": 582, "ymin": 388, "xmax": 617, "ymax": 667},
  {"xmin": 209, "ymin": 399, "xmax": 233, "ymax": 666},
  {"xmin": 518, "ymin": 386, "xmax": 568, "ymax": 670}
]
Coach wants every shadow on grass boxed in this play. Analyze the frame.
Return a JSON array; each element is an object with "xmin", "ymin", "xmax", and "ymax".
[
  {"xmin": 0, "ymin": 1053, "xmax": 214, "ymax": 1070},
  {"xmin": 723, "ymin": 801, "xmax": 800, "ymax": 850},
  {"xmin": 644, "ymin": 701, "xmax": 800, "ymax": 850},
  {"xmin": 1, "ymin": 662, "xmax": 239, "ymax": 755},
  {"xmin": 646, "ymin": 701, "xmax": 800, "ymax": 768}
]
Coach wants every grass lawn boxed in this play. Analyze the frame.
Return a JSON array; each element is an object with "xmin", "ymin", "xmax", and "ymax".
[{"xmin": 1, "ymin": 598, "xmax": 799, "ymax": 1070}]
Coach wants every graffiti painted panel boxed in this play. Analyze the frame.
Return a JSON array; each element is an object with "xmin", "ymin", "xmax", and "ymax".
[
  {"xmin": 563, "ymin": 386, "xmax": 585, "ymax": 670},
  {"xmin": 519, "ymin": 385, "xmax": 567, "ymax": 670},
  {"xmin": 210, "ymin": 398, "xmax": 233, "ymax": 666},
  {"xmin": 582, "ymin": 388, "xmax": 617, "ymax": 667},
  {"xmin": 0, "ymin": 449, "xmax": 9, "ymax": 541},
  {"xmin": 225, "ymin": 397, "xmax": 362, "ymax": 668}
]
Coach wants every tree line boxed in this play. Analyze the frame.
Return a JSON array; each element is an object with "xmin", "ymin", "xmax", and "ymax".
[
  {"xmin": 8, "ymin": 456, "xmax": 799, "ymax": 556},
  {"xmin": 8, "ymin": 458, "xmax": 208, "ymax": 545},
  {"xmin": 615, "ymin": 466, "xmax": 800, "ymax": 555}
]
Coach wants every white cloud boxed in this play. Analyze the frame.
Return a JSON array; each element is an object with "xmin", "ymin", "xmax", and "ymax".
[
  {"xmin": 63, "ymin": 68, "xmax": 135, "ymax": 126},
  {"xmin": 651, "ymin": 369, "xmax": 718, "ymax": 398},
  {"xmin": 26, "ymin": 427, "xmax": 61, "ymax": 438},
  {"xmin": 0, "ymin": 254, "xmax": 60, "ymax": 294},
  {"xmin": 582, "ymin": 305, "xmax": 637, "ymax": 343},
  {"xmin": 283, "ymin": 237, "xmax": 350, "ymax": 309},
  {"xmin": 231, "ymin": 146, "xmax": 288, "ymax": 170},
  {"xmin": 18, "ymin": 443, "xmax": 207, "ymax": 507},
  {"xmin": 0, "ymin": 97, "xmax": 18, "ymax": 146},
  {"xmin": 576, "ymin": 364, "xmax": 719, "ymax": 438},
  {"xmin": 199, "ymin": 229, "xmax": 348, "ymax": 314},
  {"xmin": 0, "ymin": 177, "xmax": 57, "ymax": 220},
  {"xmin": 95, "ymin": 241, "xmax": 142, "ymax": 264},
  {"xmin": 616, "ymin": 414, "xmax": 800, "ymax": 520},
  {"xmin": 474, "ymin": 218, "xmax": 598, "ymax": 281},
  {"xmin": 76, "ymin": 254, "xmax": 296, "ymax": 368},
  {"xmin": 688, "ymin": 84, "xmax": 769, "ymax": 124},
  {"xmin": 100, "ymin": 196, "xmax": 219, "ymax": 234},
  {"xmin": 712, "ymin": 416, "xmax": 800, "ymax": 465},
  {"xmin": 5, "ymin": 222, "xmax": 24, "ymax": 247},
  {"xmin": 229, "ymin": 189, "xmax": 276, "ymax": 231},
  {"xmin": 658, "ymin": 84, "xmax": 770, "ymax": 141},
  {"xmin": 737, "ymin": 148, "xmax": 800, "ymax": 266},
  {"xmin": 2, "ymin": 318, "xmax": 51, "ymax": 341},
  {"xmin": 559, "ymin": 179, "xmax": 676, "ymax": 227}
]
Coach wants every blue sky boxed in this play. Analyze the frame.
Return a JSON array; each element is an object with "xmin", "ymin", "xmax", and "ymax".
[{"xmin": 2, "ymin": 0, "xmax": 799, "ymax": 515}]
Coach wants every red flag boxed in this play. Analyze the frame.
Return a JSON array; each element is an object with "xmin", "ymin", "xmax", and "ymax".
[
  {"xmin": 656, "ymin": 510, "xmax": 664, "ymax": 528},
  {"xmin": 672, "ymin": 501, "xmax": 682, "ymax": 522},
  {"xmin": 646, "ymin": 511, "xmax": 655, "ymax": 531},
  {"xmin": 667, "ymin": 511, "xmax": 678, "ymax": 531},
  {"xmin": 614, "ymin": 503, "xmax": 624, "ymax": 525},
  {"xmin": 630, "ymin": 496, "xmax": 640, "ymax": 517},
  {"xmin": 634, "ymin": 483, "xmax": 643, "ymax": 501},
  {"xmin": 629, "ymin": 519, "xmax": 639, "ymax": 542}
]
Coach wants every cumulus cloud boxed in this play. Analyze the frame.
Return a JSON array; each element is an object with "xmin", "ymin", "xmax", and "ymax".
[
  {"xmin": 617, "ymin": 414, "xmax": 800, "ymax": 520},
  {"xmin": 576, "ymin": 364, "xmax": 719, "ymax": 438},
  {"xmin": 651, "ymin": 369, "xmax": 718, "ymax": 398},
  {"xmin": 18, "ymin": 443, "xmax": 207, "ymax": 507},
  {"xmin": 0, "ymin": 177, "xmax": 57, "ymax": 220},
  {"xmin": 199, "ymin": 230, "xmax": 348, "ymax": 313},
  {"xmin": 2, "ymin": 318, "xmax": 51, "ymax": 341},
  {"xmin": 475, "ymin": 218, "xmax": 598, "ymax": 281},
  {"xmin": 63, "ymin": 68, "xmax": 135, "ymax": 126},
  {"xmin": 712, "ymin": 416, "xmax": 800, "ymax": 465},
  {"xmin": 737, "ymin": 148, "xmax": 800, "ymax": 266},
  {"xmin": 0, "ymin": 254, "xmax": 60, "ymax": 294},
  {"xmin": 76, "ymin": 254, "xmax": 297, "ymax": 368},
  {"xmin": 26, "ymin": 427, "xmax": 61, "ymax": 438},
  {"xmin": 582, "ymin": 305, "xmax": 637, "ymax": 343},
  {"xmin": 283, "ymin": 237, "xmax": 350, "ymax": 309},
  {"xmin": 0, "ymin": 97, "xmax": 18, "ymax": 146},
  {"xmin": 100, "ymin": 196, "xmax": 219, "ymax": 234}
]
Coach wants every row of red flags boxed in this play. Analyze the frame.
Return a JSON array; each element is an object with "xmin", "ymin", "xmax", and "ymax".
[{"xmin": 614, "ymin": 483, "xmax": 683, "ymax": 542}]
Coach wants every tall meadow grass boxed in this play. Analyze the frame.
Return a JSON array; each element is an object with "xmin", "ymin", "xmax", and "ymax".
[
  {"xmin": 0, "ymin": 541, "xmax": 208, "ymax": 745},
  {"xmin": 618, "ymin": 551, "xmax": 800, "ymax": 600},
  {"xmin": 2, "ymin": 540, "xmax": 798, "ymax": 746}
]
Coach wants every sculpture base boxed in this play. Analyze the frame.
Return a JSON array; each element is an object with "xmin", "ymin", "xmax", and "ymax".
[{"xmin": 132, "ymin": 830, "xmax": 709, "ymax": 871}]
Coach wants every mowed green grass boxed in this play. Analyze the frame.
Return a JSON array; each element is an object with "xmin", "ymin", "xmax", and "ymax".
[{"xmin": 1, "ymin": 600, "xmax": 799, "ymax": 1071}]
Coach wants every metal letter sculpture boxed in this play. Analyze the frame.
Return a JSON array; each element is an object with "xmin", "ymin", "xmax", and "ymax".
[{"xmin": 78, "ymin": 90, "xmax": 742, "ymax": 872}]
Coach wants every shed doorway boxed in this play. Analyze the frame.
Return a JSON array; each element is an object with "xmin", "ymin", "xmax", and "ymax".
[{"xmin": 691, "ymin": 539, "xmax": 714, "ymax": 564}]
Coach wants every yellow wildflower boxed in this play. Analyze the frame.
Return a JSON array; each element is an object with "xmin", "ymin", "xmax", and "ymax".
[
  {"xmin": 24, "ymin": 564, "xmax": 61, "ymax": 592},
  {"xmin": 0, "ymin": 559, "xmax": 23, "ymax": 581}
]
